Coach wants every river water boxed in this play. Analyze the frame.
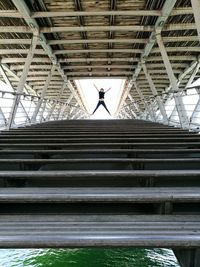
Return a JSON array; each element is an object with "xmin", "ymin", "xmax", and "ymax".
[{"xmin": 0, "ymin": 248, "xmax": 180, "ymax": 266}]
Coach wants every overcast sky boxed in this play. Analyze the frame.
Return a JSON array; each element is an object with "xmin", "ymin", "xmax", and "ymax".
[{"xmin": 76, "ymin": 79, "xmax": 125, "ymax": 119}]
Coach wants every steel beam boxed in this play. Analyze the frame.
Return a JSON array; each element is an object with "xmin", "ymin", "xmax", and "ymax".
[
  {"xmin": 7, "ymin": 34, "xmax": 38, "ymax": 129},
  {"xmin": 191, "ymin": 0, "xmax": 200, "ymax": 43},
  {"xmin": 54, "ymin": 48, "xmax": 143, "ymax": 55},
  {"xmin": 31, "ymin": 10, "xmax": 161, "ymax": 18},
  {"xmin": 31, "ymin": 65, "xmax": 56, "ymax": 123},
  {"xmin": 125, "ymin": 104, "xmax": 136, "ymax": 119},
  {"xmin": 59, "ymin": 58, "xmax": 140, "ymax": 63},
  {"xmin": 128, "ymin": 94, "xmax": 141, "ymax": 115},
  {"xmin": 41, "ymin": 25, "xmax": 154, "ymax": 33},
  {"xmin": 163, "ymin": 23, "xmax": 196, "ymax": 31},
  {"xmin": 0, "ymin": 9, "xmax": 192, "ymax": 18},
  {"xmin": 11, "ymin": 65, "xmax": 51, "ymax": 71},
  {"xmin": 67, "ymin": 71, "xmax": 133, "ymax": 76},
  {"xmin": 19, "ymin": 101, "xmax": 31, "ymax": 123},
  {"xmin": 11, "ymin": 0, "xmax": 85, "ymax": 113},
  {"xmin": 190, "ymin": 88, "xmax": 200, "ymax": 124},
  {"xmin": 0, "ymin": 49, "xmax": 45, "ymax": 55},
  {"xmin": 0, "ymin": 35, "xmax": 198, "ymax": 46},
  {"xmin": 48, "ymin": 38, "xmax": 148, "ymax": 45},
  {"xmin": 152, "ymin": 46, "xmax": 200, "ymax": 53},
  {"xmin": 59, "ymin": 94, "xmax": 74, "ymax": 120},
  {"xmin": 116, "ymin": 0, "xmax": 177, "ymax": 113},
  {"xmin": 63, "ymin": 65, "xmax": 135, "ymax": 70},
  {"xmin": 0, "ymin": 65, "xmax": 14, "ymax": 91},
  {"xmin": 46, "ymin": 82, "xmax": 67, "ymax": 121},
  {"xmin": 5, "ymin": 56, "xmax": 194, "ymax": 65},
  {"xmin": 1, "ymin": 58, "xmax": 50, "ymax": 64},
  {"xmin": 142, "ymin": 63, "xmax": 168, "ymax": 124},
  {"xmin": 0, "ymin": 64, "xmax": 35, "ymax": 95},
  {"xmin": 0, "ymin": 107, "xmax": 7, "ymax": 126},
  {"xmin": 39, "ymin": 100, "xmax": 48, "ymax": 123},
  {"xmin": 0, "ymin": 24, "xmax": 196, "ymax": 34},
  {"xmin": 156, "ymin": 33, "xmax": 189, "ymax": 128},
  {"xmin": 134, "ymin": 82, "xmax": 156, "ymax": 122},
  {"xmin": 186, "ymin": 62, "xmax": 200, "ymax": 88}
]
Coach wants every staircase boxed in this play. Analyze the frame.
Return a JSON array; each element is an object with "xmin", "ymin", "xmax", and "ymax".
[{"xmin": 0, "ymin": 119, "xmax": 200, "ymax": 266}]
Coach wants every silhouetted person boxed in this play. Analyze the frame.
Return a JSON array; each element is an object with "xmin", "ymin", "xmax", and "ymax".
[{"xmin": 92, "ymin": 84, "xmax": 111, "ymax": 115}]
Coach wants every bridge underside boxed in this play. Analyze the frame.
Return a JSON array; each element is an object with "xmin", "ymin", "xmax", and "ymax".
[
  {"xmin": 0, "ymin": 1, "xmax": 200, "ymax": 266},
  {"xmin": 0, "ymin": 0, "xmax": 200, "ymax": 129}
]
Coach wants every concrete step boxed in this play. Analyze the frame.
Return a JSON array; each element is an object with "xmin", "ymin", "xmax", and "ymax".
[
  {"xmin": 0, "ymin": 148, "xmax": 199, "ymax": 160},
  {"xmin": 1, "ymin": 170, "xmax": 200, "ymax": 187},
  {"xmin": 0, "ymin": 158, "xmax": 199, "ymax": 171},
  {"xmin": 0, "ymin": 137, "xmax": 200, "ymax": 143},
  {"xmin": 0, "ymin": 215, "xmax": 199, "ymax": 248},
  {"xmin": 0, "ymin": 141, "xmax": 200, "ymax": 149},
  {"xmin": 0, "ymin": 187, "xmax": 199, "ymax": 203}
]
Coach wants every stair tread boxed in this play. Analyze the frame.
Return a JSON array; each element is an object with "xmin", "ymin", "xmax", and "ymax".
[
  {"xmin": 0, "ymin": 215, "xmax": 199, "ymax": 248},
  {"xmin": 0, "ymin": 187, "xmax": 199, "ymax": 202}
]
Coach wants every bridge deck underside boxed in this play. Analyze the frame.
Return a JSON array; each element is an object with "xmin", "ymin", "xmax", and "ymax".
[{"xmin": 0, "ymin": 0, "xmax": 199, "ymax": 118}]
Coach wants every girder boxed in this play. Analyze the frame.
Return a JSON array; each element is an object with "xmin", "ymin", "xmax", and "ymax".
[{"xmin": 0, "ymin": 0, "xmax": 199, "ymax": 130}]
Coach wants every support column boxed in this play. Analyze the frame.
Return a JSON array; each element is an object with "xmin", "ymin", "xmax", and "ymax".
[
  {"xmin": 31, "ymin": 64, "xmax": 56, "ymax": 123},
  {"xmin": 191, "ymin": 0, "xmax": 200, "ymax": 44},
  {"xmin": 142, "ymin": 63, "xmax": 168, "ymax": 124},
  {"xmin": 134, "ymin": 82, "xmax": 156, "ymax": 121},
  {"xmin": 156, "ymin": 32, "xmax": 189, "ymax": 128},
  {"xmin": 174, "ymin": 249, "xmax": 200, "ymax": 267},
  {"xmin": 7, "ymin": 33, "xmax": 38, "ymax": 129}
]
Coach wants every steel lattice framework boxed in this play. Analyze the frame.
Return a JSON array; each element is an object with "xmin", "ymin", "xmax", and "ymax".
[{"xmin": 0, "ymin": 0, "xmax": 200, "ymax": 128}]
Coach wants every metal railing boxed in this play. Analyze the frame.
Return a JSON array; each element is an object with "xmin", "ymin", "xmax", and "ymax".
[
  {"xmin": 120, "ymin": 86, "xmax": 200, "ymax": 132},
  {"xmin": 0, "ymin": 90, "xmax": 88, "ymax": 130}
]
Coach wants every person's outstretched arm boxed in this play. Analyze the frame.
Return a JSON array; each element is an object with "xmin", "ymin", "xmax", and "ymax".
[
  {"xmin": 93, "ymin": 84, "xmax": 99, "ymax": 92},
  {"xmin": 105, "ymin": 87, "xmax": 111, "ymax": 93}
]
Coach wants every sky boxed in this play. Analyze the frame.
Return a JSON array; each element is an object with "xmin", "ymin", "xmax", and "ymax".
[{"xmin": 75, "ymin": 79, "xmax": 125, "ymax": 119}]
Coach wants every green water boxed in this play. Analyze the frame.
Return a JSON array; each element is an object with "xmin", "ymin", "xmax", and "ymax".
[{"xmin": 0, "ymin": 248, "xmax": 180, "ymax": 267}]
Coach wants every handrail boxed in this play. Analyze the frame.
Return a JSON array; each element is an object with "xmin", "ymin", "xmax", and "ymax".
[
  {"xmin": 0, "ymin": 90, "xmax": 88, "ymax": 129},
  {"xmin": 120, "ymin": 85, "xmax": 200, "ymax": 132}
]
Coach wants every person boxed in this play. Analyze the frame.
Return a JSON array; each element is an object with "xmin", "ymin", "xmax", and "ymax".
[{"xmin": 92, "ymin": 84, "xmax": 111, "ymax": 115}]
